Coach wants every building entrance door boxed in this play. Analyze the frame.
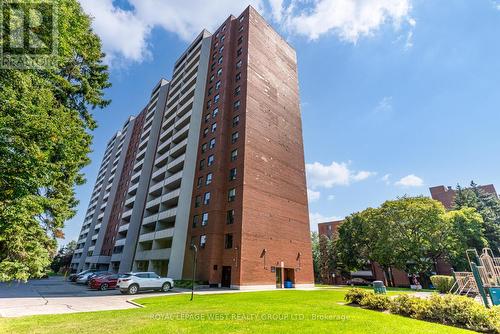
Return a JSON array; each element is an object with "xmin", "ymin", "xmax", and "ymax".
[{"xmin": 221, "ymin": 266, "xmax": 231, "ymax": 288}]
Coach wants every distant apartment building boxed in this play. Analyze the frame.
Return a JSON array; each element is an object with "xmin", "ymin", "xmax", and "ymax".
[
  {"xmin": 430, "ymin": 184, "xmax": 498, "ymax": 209},
  {"xmin": 71, "ymin": 6, "xmax": 313, "ymax": 289}
]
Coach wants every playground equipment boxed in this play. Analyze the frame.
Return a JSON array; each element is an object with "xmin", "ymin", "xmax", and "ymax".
[{"xmin": 450, "ymin": 248, "xmax": 500, "ymax": 307}]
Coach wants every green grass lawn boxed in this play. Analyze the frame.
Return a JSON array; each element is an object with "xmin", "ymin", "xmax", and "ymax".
[{"xmin": 0, "ymin": 289, "xmax": 473, "ymax": 334}]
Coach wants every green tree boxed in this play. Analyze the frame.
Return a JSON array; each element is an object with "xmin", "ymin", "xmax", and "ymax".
[
  {"xmin": 0, "ymin": 0, "xmax": 110, "ymax": 281},
  {"xmin": 310, "ymin": 232, "xmax": 320, "ymax": 282},
  {"xmin": 336, "ymin": 197, "xmax": 486, "ymax": 286},
  {"xmin": 50, "ymin": 241, "xmax": 77, "ymax": 274},
  {"xmin": 454, "ymin": 182, "xmax": 500, "ymax": 254}
]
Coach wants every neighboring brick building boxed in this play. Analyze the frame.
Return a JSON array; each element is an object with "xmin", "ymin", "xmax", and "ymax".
[
  {"xmin": 71, "ymin": 6, "xmax": 313, "ymax": 289},
  {"xmin": 430, "ymin": 184, "xmax": 498, "ymax": 209}
]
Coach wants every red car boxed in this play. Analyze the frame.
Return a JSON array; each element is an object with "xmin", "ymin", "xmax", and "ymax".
[{"xmin": 89, "ymin": 274, "xmax": 123, "ymax": 291}]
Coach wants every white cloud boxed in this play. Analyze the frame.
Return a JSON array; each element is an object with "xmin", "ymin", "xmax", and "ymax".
[
  {"xmin": 284, "ymin": 0, "xmax": 414, "ymax": 42},
  {"xmin": 381, "ymin": 173, "xmax": 391, "ymax": 184},
  {"xmin": 395, "ymin": 174, "xmax": 424, "ymax": 187},
  {"xmin": 327, "ymin": 194, "xmax": 335, "ymax": 201},
  {"xmin": 373, "ymin": 96, "xmax": 393, "ymax": 114},
  {"xmin": 78, "ymin": 0, "xmax": 416, "ymax": 65},
  {"xmin": 79, "ymin": 0, "xmax": 151, "ymax": 64},
  {"xmin": 306, "ymin": 161, "xmax": 375, "ymax": 189},
  {"xmin": 309, "ymin": 212, "xmax": 343, "ymax": 232},
  {"xmin": 307, "ymin": 189, "xmax": 321, "ymax": 202}
]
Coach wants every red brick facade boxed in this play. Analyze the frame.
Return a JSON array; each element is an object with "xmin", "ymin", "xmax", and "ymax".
[{"xmin": 183, "ymin": 6, "xmax": 314, "ymax": 288}]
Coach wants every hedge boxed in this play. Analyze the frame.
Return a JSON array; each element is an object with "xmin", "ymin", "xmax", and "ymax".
[
  {"xmin": 345, "ymin": 288, "xmax": 500, "ymax": 333},
  {"xmin": 430, "ymin": 275, "xmax": 455, "ymax": 293}
]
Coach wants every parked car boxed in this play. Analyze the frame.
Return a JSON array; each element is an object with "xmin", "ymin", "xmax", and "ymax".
[
  {"xmin": 69, "ymin": 269, "xmax": 97, "ymax": 282},
  {"xmin": 346, "ymin": 277, "xmax": 372, "ymax": 286},
  {"xmin": 86, "ymin": 271, "xmax": 113, "ymax": 284},
  {"xmin": 117, "ymin": 272, "xmax": 174, "ymax": 295},
  {"xmin": 76, "ymin": 271, "xmax": 109, "ymax": 284},
  {"xmin": 89, "ymin": 274, "xmax": 124, "ymax": 291}
]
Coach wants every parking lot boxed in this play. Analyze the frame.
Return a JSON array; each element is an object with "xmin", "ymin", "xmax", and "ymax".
[{"xmin": 0, "ymin": 276, "xmax": 173, "ymax": 317}]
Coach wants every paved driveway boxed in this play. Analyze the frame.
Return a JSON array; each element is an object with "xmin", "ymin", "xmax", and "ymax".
[{"xmin": 0, "ymin": 276, "xmax": 172, "ymax": 317}]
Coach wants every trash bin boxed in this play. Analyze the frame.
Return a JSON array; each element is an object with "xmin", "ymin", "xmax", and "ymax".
[
  {"xmin": 284, "ymin": 280, "xmax": 293, "ymax": 288},
  {"xmin": 373, "ymin": 280, "xmax": 386, "ymax": 294},
  {"xmin": 490, "ymin": 287, "xmax": 500, "ymax": 306}
]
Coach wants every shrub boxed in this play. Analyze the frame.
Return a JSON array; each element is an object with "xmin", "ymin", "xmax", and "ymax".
[
  {"xmin": 430, "ymin": 275, "xmax": 454, "ymax": 293},
  {"xmin": 344, "ymin": 288, "xmax": 370, "ymax": 304},
  {"xmin": 424, "ymin": 294, "xmax": 496, "ymax": 333},
  {"xmin": 359, "ymin": 293, "xmax": 391, "ymax": 311},
  {"xmin": 388, "ymin": 294, "xmax": 431, "ymax": 319}
]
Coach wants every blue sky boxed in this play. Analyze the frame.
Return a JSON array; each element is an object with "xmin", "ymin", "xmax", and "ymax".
[{"xmin": 62, "ymin": 0, "xmax": 500, "ymax": 244}]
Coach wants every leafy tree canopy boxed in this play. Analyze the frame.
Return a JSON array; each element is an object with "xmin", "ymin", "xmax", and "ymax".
[{"xmin": 0, "ymin": 0, "xmax": 110, "ymax": 281}]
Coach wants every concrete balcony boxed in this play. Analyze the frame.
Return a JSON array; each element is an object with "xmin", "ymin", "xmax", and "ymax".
[
  {"xmin": 164, "ymin": 170, "xmax": 183, "ymax": 188},
  {"xmin": 174, "ymin": 110, "xmax": 192, "ymax": 130},
  {"xmin": 114, "ymin": 238, "xmax": 126, "ymax": 247},
  {"xmin": 94, "ymin": 223, "xmax": 102, "ymax": 230},
  {"xmin": 98, "ymin": 212, "xmax": 104, "ymax": 220},
  {"xmin": 139, "ymin": 231, "xmax": 155, "ymax": 242},
  {"xmin": 124, "ymin": 195, "xmax": 136, "ymax": 207},
  {"xmin": 77, "ymin": 237, "xmax": 86, "ymax": 244},
  {"xmin": 135, "ymin": 248, "xmax": 171, "ymax": 261},
  {"xmin": 176, "ymin": 97, "xmax": 194, "ymax": 118},
  {"xmin": 157, "ymin": 137, "xmax": 172, "ymax": 155},
  {"xmin": 81, "ymin": 228, "xmax": 90, "ymax": 236},
  {"xmin": 171, "ymin": 124, "xmax": 189, "ymax": 144},
  {"xmin": 161, "ymin": 189, "xmax": 180, "ymax": 205},
  {"xmin": 118, "ymin": 223, "xmax": 129, "ymax": 233},
  {"xmin": 145, "ymin": 196, "xmax": 162, "ymax": 211},
  {"xmin": 166, "ymin": 155, "xmax": 185, "ymax": 174},
  {"xmin": 86, "ymin": 255, "xmax": 111, "ymax": 264},
  {"xmin": 88, "ymin": 245, "xmax": 95, "ymax": 252},
  {"xmin": 122, "ymin": 208, "xmax": 133, "ymax": 220},
  {"xmin": 136, "ymin": 147, "xmax": 147, "ymax": 161},
  {"xmin": 170, "ymin": 138, "xmax": 188, "ymax": 158},
  {"xmin": 74, "ymin": 248, "xmax": 83, "ymax": 254},
  {"xmin": 158, "ymin": 207, "xmax": 177, "ymax": 222},
  {"xmin": 154, "ymin": 151, "xmax": 169, "ymax": 167},
  {"xmin": 131, "ymin": 170, "xmax": 141, "ymax": 183},
  {"xmin": 155, "ymin": 227, "xmax": 174, "ymax": 240},
  {"xmin": 128, "ymin": 182, "xmax": 139, "ymax": 195},
  {"xmin": 133, "ymin": 159, "xmax": 144, "ymax": 172},
  {"xmin": 110, "ymin": 253, "xmax": 123, "ymax": 262},
  {"xmin": 91, "ymin": 234, "xmax": 98, "ymax": 240},
  {"xmin": 142, "ymin": 214, "xmax": 158, "ymax": 226},
  {"xmin": 152, "ymin": 166, "xmax": 167, "ymax": 181}
]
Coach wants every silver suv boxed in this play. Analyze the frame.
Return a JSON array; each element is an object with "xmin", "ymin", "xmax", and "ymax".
[{"xmin": 117, "ymin": 272, "xmax": 174, "ymax": 295}]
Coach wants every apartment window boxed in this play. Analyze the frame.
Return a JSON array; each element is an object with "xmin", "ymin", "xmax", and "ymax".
[
  {"xmin": 226, "ymin": 209, "xmax": 235, "ymax": 224},
  {"xmin": 215, "ymin": 31, "xmax": 220, "ymax": 38},
  {"xmin": 208, "ymin": 155, "xmax": 215, "ymax": 166},
  {"xmin": 222, "ymin": 24, "xmax": 226, "ymax": 31},
  {"xmin": 209, "ymin": 74, "xmax": 214, "ymax": 83},
  {"xmin": 195, "ymin": 195, "xmax": 202, "ymax": 208},
  {"xmin": 206, "ymin": 100, "xmax": 211, "ymax": 109},
  {"xmin": 238, "ymin": 36, "xmax": 243, "ymax": 45},
  {"xmin": 214, "ymin": 94, "xmax": 220, "ymax": 104},
  {"xmin": 220, "ymin": 35, "xmax": 225, "ymax": 43},
  {"xmin": 232, "ymin": 115, "xmax": 240, "ymax": 127},
  {"xmin": 239, "ymin": 25, "xmax": 244, "ymax": 32},
  {"xmin": 209, "ymin": 138, "xmax": 216, "ymax": 149},
  {"xmin": 231, "ymin": 132, "xmax": 239, "ymax": 143},
  {"xmin": 203, "ymin": 192, "xmax": 211, "ymax": 205},
  {"xmin": 197, "ymin": 176, "xmax": 203, "ymax": 188},
  {"xmin": 229, "ymin": 168, "xmax": 237, "ymax": 181},
  {"xmin": 205, "ymin": 114, "xmax": 210, "ymax": 123},
  {"xmin": 235, "ymin": 86, "xmax": 241, "ymax": 96},
  {"xmin": 215, "ymin": 80, "xmax": 221, "ymax": 90},
  {"xmin": 199, "ymin": 159, "xmax": 205, "ymax": 170},
  {"xmin": 200, "ymin": 235, "xmax": 207, "ymax": 248},
  {"xmin": 211, "ymin": 63, "xmax": 215, "ymax": 71},
  {"xmin": 236, "ymin": 59, "xmax": 242, "ymax": 68},
  {"xmin": 201, "ymin": 143, "xmax": 208, "ymax": 153},
  {"xmin": 219, "ymin": 45, "xmax": 224, "ymax": 54},
  {"xmin": 212, "ymin": 53, "xmax": 216, "ymax": 61},
  {"xmin": 239, "ymin": 15, "xmax": 245, "ymax": 23},
  {"xmin": 192, "ymin": 215, "xmax": 199, "ymax": 228},
  {"xmin": 190, "ymin": 236, "xmax": 196, "ymax": 247},
  {"xmin": 217, "ymin": 68, "xmax": 223, "ymax": 77},
  {"xmin": 218, "ymin": 56, "xmax": 223, "ymax": 65},
  {"xmin": 206, "ymin": 173, "xmax": 213, "ymax": 185},
  {"xmin": 212, "ymin": 107, "xmax": 219, "ymax": 118},
  {"xmin": 203, "ymin": 128, "xmax": 209, "ymax": 137},
  {"xmin": 224, "ymin": 234, "xmax": 233, "ymax": 249},
  {"xmin": 235, "ymin": 72, "xmax": 241, "ymax": 82},
  {"xmin": 234, "ymin": 100, "xmax": 241, "ymax": 110},
  {"xmin": 211, "ymin": 122, "xmax": 217, "ymax": 133},
  {"xmin": 228, "ymin": 188, "xmax": 236, "ymax": 202},
  {"xmin": 237, "ymin": 47, "xmax": 242, "ymax": 57},
  {"xmin": 202, "ymin": 212, "xmax": 209, "ymax": 226},
  {"xmin": 207, "ymin": 87, "xmax": 213, "ymax": 96},
  {"xmin": 231, "ymin": 149, "xmax": 238, "ymax": 161}
]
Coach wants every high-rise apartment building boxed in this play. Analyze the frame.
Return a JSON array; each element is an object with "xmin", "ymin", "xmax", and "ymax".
[{"xmin": 71, "ymin": 6, "xmax": 313, "ymax": 289}]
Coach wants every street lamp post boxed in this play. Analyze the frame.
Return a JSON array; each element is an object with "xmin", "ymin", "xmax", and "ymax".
[{"xmin": 190, "ymin": 244, "xmax": 198, "ymax": 301}]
